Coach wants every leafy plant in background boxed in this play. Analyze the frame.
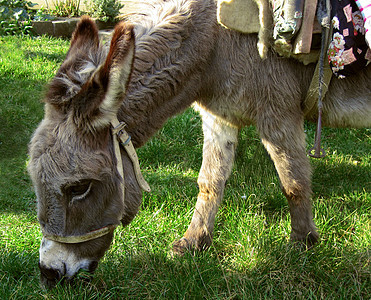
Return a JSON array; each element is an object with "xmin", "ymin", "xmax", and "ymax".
[
  {"xmin": 31, "ymin": 7, "xmax": 55, "ymax": 21},
  {"xmin": 48, "ymin": 0, "xmax": 81, "ymax": 17},
  {"xmin": 86, "ymin": 0, "xmax": 123, "ymax": 22},
  {"xmin": 0, "ymin": 0, "xmax": 36, "ymax": 35}
]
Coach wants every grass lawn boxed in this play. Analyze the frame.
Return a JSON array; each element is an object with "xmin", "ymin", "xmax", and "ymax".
[{"xmin": 0, "ymin": 35, "xmax": 370, "ymax": 299}]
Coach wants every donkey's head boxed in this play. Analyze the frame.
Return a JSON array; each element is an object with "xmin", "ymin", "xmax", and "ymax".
[{"xmin": 28, "ymin": 17, "xmax": 142, "ymax": 288}]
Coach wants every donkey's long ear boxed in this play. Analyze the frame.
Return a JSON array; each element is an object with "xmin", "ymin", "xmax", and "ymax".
[
  {"xmin": 92, "ymin": 22, "xmax": 135, "ymax": 128},
  {"xmin": 68, "ymin": 15, "xmax": 99, "ymax": 57},
  {"xmin": 45, "ymin": 16, "xmax": 99, "ymax": 107}
]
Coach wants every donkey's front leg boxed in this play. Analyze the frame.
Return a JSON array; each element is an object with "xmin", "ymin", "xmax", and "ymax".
[{"xmin": 173, "ymin": 111, "xmax": 238, "ymax": 254}]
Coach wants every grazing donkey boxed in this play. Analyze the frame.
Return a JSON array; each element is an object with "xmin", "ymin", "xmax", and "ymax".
[{"xmin": 28, "ymin": 0, "xmax": 371, "ymax": 288}]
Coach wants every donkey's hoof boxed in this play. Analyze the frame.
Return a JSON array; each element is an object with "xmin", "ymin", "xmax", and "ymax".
[
  {"xmin": 172, "ymin": 233, "xmax": 213, "ymax": 256},
  {"xmin": 290, "ymin": 230, "xmax": 319, "ymax": 248},
  {"xmin": 172, "ymin": 238, "xmax": 191, "ymax": 256}
]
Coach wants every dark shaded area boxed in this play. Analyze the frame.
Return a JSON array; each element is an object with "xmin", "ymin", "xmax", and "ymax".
[{"xmin": 89, "ymin": 239, "xmax": 370, "ymax": 299}]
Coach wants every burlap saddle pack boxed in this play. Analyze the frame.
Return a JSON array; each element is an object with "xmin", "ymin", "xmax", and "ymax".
[{"xmin": 217, "ymin": 0, "xmax": 323, "ymax": 64}]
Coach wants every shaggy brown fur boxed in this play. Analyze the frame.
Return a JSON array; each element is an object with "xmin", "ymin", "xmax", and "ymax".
[{"xmin": 28, "ymin": 0, "xmax": 370, "ymax": 287}]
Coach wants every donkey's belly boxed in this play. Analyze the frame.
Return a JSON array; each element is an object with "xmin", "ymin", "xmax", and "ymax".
[
  {"xmin": 195, "ymin": 95, "xmax": 256, "ymax": 129},
  {"xmin": 307, "ymin": 66, "xmax": 371, "ymax": 128}
]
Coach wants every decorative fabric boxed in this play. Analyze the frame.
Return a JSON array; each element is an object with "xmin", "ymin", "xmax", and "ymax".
[{"xmin": 328, "ymin": 0, "xmax": 371, "ymax": 78}]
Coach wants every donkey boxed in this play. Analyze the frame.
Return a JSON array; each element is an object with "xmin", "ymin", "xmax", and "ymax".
[{"xmin": 28, "ymin": 0, "xmax": 371, "ymax": 288}]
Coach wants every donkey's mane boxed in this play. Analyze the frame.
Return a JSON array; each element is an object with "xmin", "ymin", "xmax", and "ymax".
[
  {"xmin": 129, "ymin": 0, "xmax": 193, "ymax": 74},
  {"xmin": 126, "ymin": 0, "xmax": 193, "ymax": 35},
  {"xmin": 117, "ymin": 0, "xmax": 216, "ymax": 146}
]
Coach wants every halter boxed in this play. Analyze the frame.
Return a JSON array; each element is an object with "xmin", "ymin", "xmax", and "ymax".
[{"xmin": 42, "ymin": 117, "xmax": 151, "ymax": 244}]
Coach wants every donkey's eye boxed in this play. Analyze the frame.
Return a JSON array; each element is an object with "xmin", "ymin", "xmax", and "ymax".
[{"xmin": 69, "ymin": 181, "xmax": 92, "ymax": 201}]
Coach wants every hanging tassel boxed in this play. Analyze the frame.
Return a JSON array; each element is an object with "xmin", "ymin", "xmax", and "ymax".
[{"xmin": 308, "ymin": 0, "xmax": 331, "ymax": 158}]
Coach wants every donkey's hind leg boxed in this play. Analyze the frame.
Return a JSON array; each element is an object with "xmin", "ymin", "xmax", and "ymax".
[
  {"xmin": 173, "ymin": 110, "xmax": 238, "ymax": 254},
  {"xmin": 258, "ymin": 113, "xmax": 319, "ymax": 246}
]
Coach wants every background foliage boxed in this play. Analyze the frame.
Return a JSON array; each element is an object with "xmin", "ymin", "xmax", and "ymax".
[
  {"xmin": 85, "ymin": 0, "xmax": 123, "ymax": 22},
  {"xmin": 0, "ymin": 35, "xmax": 370, "ymax": 299},
  {"xmin": 0, "ymin": 0, "xmax": 123, "ymax": 36},
  {"xmin": 48, "ymin": 0, "xmax": 81, "ymax": 17},
  {"xmin": 0, "ymin": 0, "xmax": 35, "ymax": 35}
]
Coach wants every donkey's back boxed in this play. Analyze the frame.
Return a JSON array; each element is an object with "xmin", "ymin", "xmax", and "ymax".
[{"xmin": 197, "ymin": 25, "xmax": 371, "ymax": 129}]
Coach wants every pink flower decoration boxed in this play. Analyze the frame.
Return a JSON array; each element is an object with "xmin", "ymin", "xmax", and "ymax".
[{"xmin": 333, "ymin": 32, "xmax": 346, "ymax": 48}]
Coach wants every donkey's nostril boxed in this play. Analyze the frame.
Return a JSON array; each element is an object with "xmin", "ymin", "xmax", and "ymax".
[{"xmin": 38, "ymin": 262, "xmax": 61, "ymax": 281}]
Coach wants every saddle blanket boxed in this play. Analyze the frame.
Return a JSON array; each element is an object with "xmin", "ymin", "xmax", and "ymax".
[{"xmin": 328, "ymin": 0, "xmax": 371, "ymax": 78}]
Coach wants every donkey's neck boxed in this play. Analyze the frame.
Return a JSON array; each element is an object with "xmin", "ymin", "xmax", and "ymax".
[{"xmin": 117, "ymin": 0, "xmax": 217, "ymax": 147}]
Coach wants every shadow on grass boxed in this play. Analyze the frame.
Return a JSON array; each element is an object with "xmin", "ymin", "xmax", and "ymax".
[
  {"xmin": 1, "ymin": 234, "xmax": 368, "ymax": 298},
  {"xmin": 71, "ymin": 238, "xmax": 370, "ymax": 298},
  {"xmin": 311, "ymin": 161, "xmax": 370, "ymax": 198},
  {"xmin": 234, "ymin": 142, "xmax": 369, "ymax": 200}
]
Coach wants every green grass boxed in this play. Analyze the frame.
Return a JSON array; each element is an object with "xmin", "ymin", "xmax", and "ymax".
[{"xmin": 0, "ymin": 35, "xmax": 370, "ymax": 299}]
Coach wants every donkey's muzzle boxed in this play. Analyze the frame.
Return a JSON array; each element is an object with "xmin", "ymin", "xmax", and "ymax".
[{"xmin": 39, "ymin": 260, "xmax": 99, "ymax": 289}]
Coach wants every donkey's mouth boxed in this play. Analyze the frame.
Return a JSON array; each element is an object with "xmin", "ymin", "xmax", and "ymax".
[
  {"xmin": 39, "ymin": 261, "xmax": 64, "ymax": 289},
  {"xmin": 39, "ymin": 260, "xmax": 99, "ymax": 289}
]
